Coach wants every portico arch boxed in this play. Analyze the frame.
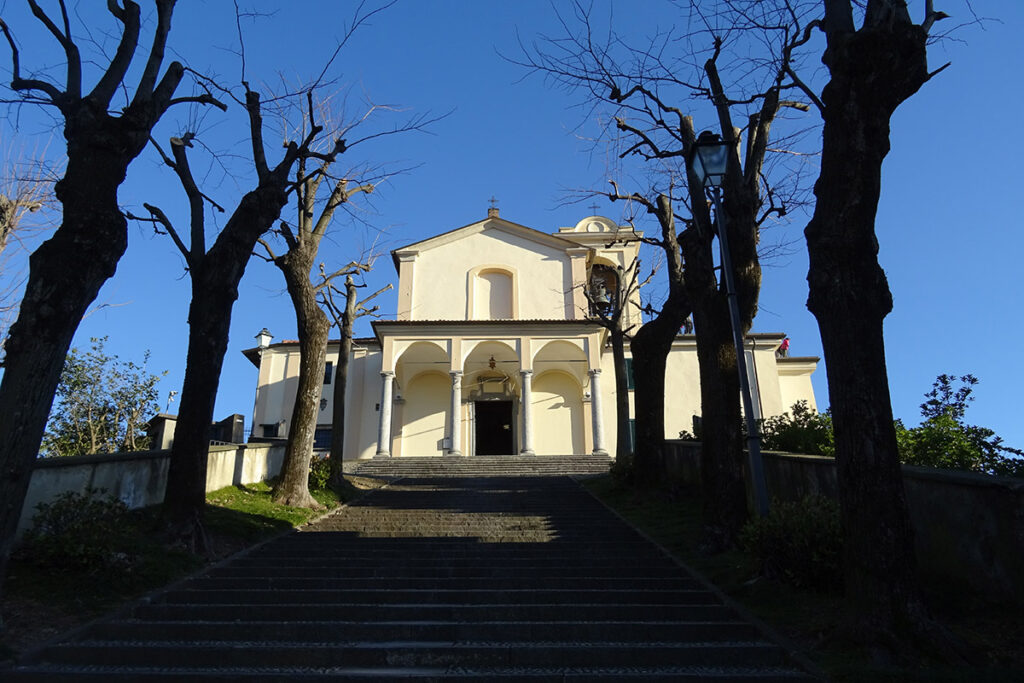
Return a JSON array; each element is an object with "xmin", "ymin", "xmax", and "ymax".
[{"xmin": 532, "ymin": 370, "xmax": 585, "ymax": 455}]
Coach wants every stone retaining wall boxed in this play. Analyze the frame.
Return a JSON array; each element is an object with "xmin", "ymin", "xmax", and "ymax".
[
  {"xmin": 664, "ymin": 440, "xmax": 1024, "ymax": 604},
  {"xmin": 19, "ymin": 442, "xmax": 286, "ymax": 536}
]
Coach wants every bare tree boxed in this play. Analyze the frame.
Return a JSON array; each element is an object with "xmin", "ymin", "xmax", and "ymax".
[
  {"xmin": 0, "ymin": 0, "xmax": 221, "ymax": 623},
  {"xmin": 582, "ymin": 249, "xmax": 650, "ymax": 460},
  {"xmin": 134, "ymin": 86, "xmax": 344, "ymax": 546},
  {"xmin": 795, "ymin": 0, "xmax": 969, "ymax": 658},
  {"xmin": 523, "ymin": 3, "xmax": 808, "ymax": 547},
  {"xmin": 319, "ymin": 270, "xmax": 390, "ymax": 489},
  {"xmin": 256, "ymin": 167, "xmax": 374, "ymax": 508}
]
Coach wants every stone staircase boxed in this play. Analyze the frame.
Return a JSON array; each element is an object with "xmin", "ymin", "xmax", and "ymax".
[
  {"xmin": 8, "ymin": 475, "xmax": 816, "ymax": 680},
  {"xmin": 351, "ymin": 455, "xmax": 614, "ymax": 478}
]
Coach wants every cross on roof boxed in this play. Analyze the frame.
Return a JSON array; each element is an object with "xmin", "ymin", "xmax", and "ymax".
[
  {"xmin": 589, "ymin": 202, "xmax": 601, "ymax": 215},
  {"xmin": 488, "ymin": 196, "xmax": 499, "ymax": 210}
]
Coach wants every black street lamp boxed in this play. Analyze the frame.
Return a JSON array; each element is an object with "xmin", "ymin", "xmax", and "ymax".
[{"xmin": 687, "ymin": 131, "xmax": 770, "ymax": 517}]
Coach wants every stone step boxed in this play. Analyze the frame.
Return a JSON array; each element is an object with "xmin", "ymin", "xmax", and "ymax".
[
  {"xmin": 9, "ymin": 473, "xmax": 812, "ymax": 681},
  {"xmin": 350, "ymin": 456, "xmax": 614, "ymax": 478},
  {"xmin": 132, "ymin": 602, "xmax": 737, "ymax": 622},
  {"xmin": 8, "ymin": 663, "xmax": 814, "ymax": 681},
  {"xmin": 41, "ymin": 640, "xmax": 790, "ymax": 669},
  {"xmin": 203, "ymin": 565, "xmax": 687, "ymax": 579},
  {"xmin": 183, "ymin": 576, "xmax": 702, "ymax": 591},
  {"xmin": 86, "ymin": 619, "xmax": 763, "ymax": 643},
  {"xmin": 231, "ymin": 555, "xmax": 676, "ymax": 568},
  {"xmin": 158, "ymin": 588, "xmax": 720, "ymax": 606}
]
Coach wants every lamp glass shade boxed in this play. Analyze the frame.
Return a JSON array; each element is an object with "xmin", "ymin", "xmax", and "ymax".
[
  {"xmin": 255, "ymin": 328, "xmax": 273, "ymax": 349},
  {"xmin": 694, "ymin": 141, "xmax": 729, "ymax": 188}
]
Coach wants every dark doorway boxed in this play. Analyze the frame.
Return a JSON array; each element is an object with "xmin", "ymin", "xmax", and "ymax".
[{"xmin": 475, "ymin": 400, "xmax": 514, "ymax": 455}]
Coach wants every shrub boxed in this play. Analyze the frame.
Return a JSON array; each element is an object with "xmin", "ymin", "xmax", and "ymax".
[
  {"xmin": 896, "ymin": 375, "xmax": 1024, "ymax": 478},
  {"xmin": 739, "ymin": 495, "xmax": 842, "ymax": 592},
  {"xmin": 16, "ymin": 489, "xmax": 134, "ymax": 574},
  {"xmin": 760, "ymin": 400, "xmax": 834, "ymax": 456},
  {"xmin": 308, "ymin": 454, "xmax": 331, "ymax": 491},
  {"xmin": 609, "ymin": 451, "xmax": 635, "ymax": 488}
]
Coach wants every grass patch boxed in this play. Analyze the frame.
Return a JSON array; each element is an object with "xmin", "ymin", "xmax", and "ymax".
[{"xmin": 582, "ymin": 474, "xmax": 1024, "ymax": 682}]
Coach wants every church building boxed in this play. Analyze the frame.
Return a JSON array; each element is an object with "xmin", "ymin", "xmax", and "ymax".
[{"xmin": 244, "ymin": 209, "xmax": 819, "ymax": 459}]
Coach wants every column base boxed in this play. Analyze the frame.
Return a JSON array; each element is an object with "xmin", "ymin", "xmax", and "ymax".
[
  {"xmin": 591, "ymin": 449, "xmax": 609, "ymax": 456},
  {"xmin": 374, "ymin": 451, "xmax": 391, "ymax": 459},
  {"xmin": 519, "ymin": 449, "xmax": 535, "ymax": 456},
  {"xmin": 447, "ymin": 449, "xmax": 464, "ymax": 457}
]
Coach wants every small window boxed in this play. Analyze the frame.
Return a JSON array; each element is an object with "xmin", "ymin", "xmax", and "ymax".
[
  {"xmin": 313, "ymin": 427, "xmax": 332, "ymax": 450},
  {"xmin": 625, "ymin": 358, "xmax": 635, "ymax": 390},
  {"xmin": 324, "ymin": 361, "xmax": 333, "ymax": 385},
  {"xmin": 261, "ymin": 423, "xmax": 279, "ymax": 438}
]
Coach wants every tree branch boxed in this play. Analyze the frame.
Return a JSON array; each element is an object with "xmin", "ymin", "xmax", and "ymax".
[
  {"xmin": 26, "ymin": 0, "xmax": 82, "ymax": 100},
  {"xmin": 89, "ymin": 0, "xmax": 141, "ymax": 106},
  {"xmin": 131, "ymin": 203, "xmax": 192, "ymax": 268},
  {"xmin": 1, "ymin": 18, "xmax": 65, "ymax": 105}
]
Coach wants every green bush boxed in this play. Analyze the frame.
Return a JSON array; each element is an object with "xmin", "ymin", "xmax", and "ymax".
[
  {"xmin": 739, "ymin": 495, "xmax": 842, "ymax": 593},
  {"xmin": 896, "ymin": 375, "xmax": 1024, "ymax": 478},
  {"xmin": 16, "ymin": 489, "xmax": 134, "ymax": 574},
  {"xmin": 609, "ymin": 451, "xmax": 635, "ymax": 488},
  {"xmin": 308, "ymin": 454, "xmax": 331, "ymax": 491},
  {"xmin": 760, "ymin": 400, "xmax": 834, "ymax": 456}
]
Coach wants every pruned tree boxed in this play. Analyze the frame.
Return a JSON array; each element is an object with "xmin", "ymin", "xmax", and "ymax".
[
  {"xmin": 134, "ymin": 87, "xmax": 344, "ymax": 545},
  {"xmin": 256, "ymin": 167, "xmax": 374, "ymax": 508},
  {"xmin": 583, "ymin": 253, "xmax": 649, "ymax": 460},
  {"xmin": 319, "ymin": 270, "xmax": 390, "ymax": 488},
  {"xmin": 794, "ymin": 0, "xmax": 970, "ymax": 658},
  {"xmin": 255, "ymin": 94, "xmax": 433, "ymax": 507},
  {"xmin": 0, "ymin": 0, "xmax": 221, "ymax": 624},
  {"xmin": 609, "ymin": 191, "xmax": 692, "ymax": 484},
  {"xmin": 522, "ymin": 3, "xmax": 808, "ymax": 547}
]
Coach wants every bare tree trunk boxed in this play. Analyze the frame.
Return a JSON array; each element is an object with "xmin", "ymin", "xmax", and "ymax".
[
  {"xmin": 272, "ymin": 248, "xmax": 327, "ymax": 508},
  {"xmin": 803, "ymin": 6, "xmax": 966, "ymax": 657},
  {"xmin": 626, "ymin": 195, "xmax": 690, "ymax": 486},
  {"xmin": 629, "ymin": 298, "xmax": 689, "ymax": 484},
  {"xmin": 327, "ymin": 278, "xmax": 358, "ymax": 489},
  {"xmin": 610, "ymin": 328, "xmax": 630, "ymax": 459},
  {"xmin": 683, "ymin": 169, "xmax": 763, "ymax": 551},
  {"xmin": 0, "ymin": 154, "xmax": 126, "ymax": 606},
  {"xmin": 163, "ymin": 179, "xmax": 291, "ymax": 545}
]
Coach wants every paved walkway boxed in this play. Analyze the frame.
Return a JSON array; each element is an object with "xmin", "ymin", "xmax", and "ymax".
[{"xmin": 10, "ymin": 472, "xmax": 816, "ymax": 680}]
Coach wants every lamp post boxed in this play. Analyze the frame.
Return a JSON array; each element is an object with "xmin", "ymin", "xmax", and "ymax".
[{"xmin": 688, "ymin": 131, "xmax": 770, "ymax": 517}]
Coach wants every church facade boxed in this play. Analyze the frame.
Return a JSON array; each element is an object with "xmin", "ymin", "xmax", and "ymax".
[{"xmin": 245, "ymin": 209, "xmax": 819, "ymax": 459}]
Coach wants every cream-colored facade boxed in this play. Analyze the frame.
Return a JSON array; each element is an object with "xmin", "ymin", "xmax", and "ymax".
[{"xmin": 245, "ymin": 211, "xmax": 818, "ymax": 459}]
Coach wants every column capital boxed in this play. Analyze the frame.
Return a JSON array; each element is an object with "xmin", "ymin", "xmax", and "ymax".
[
  {"xmin": 450, "ymin": 370, "xmax": 463, "ymax": 378},
  {"xmin": 588, "ymin": 367, "xmax": 602, "ymax": 377},
  {"xmin": 381, "ymin": 370, "xmax": 395, "ymax": 378},
  {"xmin": 519, "ymin": 369, "xmax": 533, "ymax": 377}
]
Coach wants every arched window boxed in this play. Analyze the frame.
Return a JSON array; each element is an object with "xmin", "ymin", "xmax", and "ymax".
[{"xmin": 473, "ymin": 269, "xmax": 514, "ymax": 319}]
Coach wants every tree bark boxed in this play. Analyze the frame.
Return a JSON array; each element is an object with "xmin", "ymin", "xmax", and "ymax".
[
  {"xmin": 327, "ymin": 278, "xmax": 358, "ymax": 489},
  {"xmin": 609, "ymin": 328, "xmax": 631, "ymax": 460},
  {"xmin": 163, "ymin": 180, "xmax": 290, "ymax": 544},
  {"xmin": 271, "ymin": 246, "xmax": 327, "ymax": 508},
  {"xmin": 804, "ymin": 7, "xmax": 939, "ymax": 651},
  {"xmin": 683, "ymin": 176, "xmax": 763, "ymax": 551},
  {"xmin": 0, "ymin": 4, "xmax": 191, "ymax": 610},
  {"xmin": 628, "ymin": 195, "xmax": 691, "ymax": 486}
]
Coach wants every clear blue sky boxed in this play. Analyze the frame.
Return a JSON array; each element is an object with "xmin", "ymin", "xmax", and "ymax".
[{"xmin": 2, "ymin": 1, "xmax": 1022, "ymax": 448}]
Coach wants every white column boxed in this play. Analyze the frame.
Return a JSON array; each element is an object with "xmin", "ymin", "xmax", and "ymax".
[
  {"xmin": 519, "ymin": 370, "xmax": 535, "ymax": 455},
  {"xmin": 449, "ymin": 371, "xmax": 463, "ymax": 456},
  {"xmin": 589, "ymin": 368, "xmax": 608, "ymax": 456},
  {"xmin": 375, "ymin": 371, "xmax": 395, "ymax": 457}
]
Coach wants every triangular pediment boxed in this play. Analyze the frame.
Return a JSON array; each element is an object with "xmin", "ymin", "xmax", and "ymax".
[{"xmin": 391, "ymin": 216, "xmax": 583, "ymax": 270}]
